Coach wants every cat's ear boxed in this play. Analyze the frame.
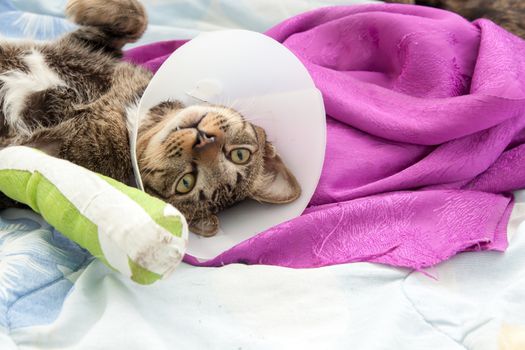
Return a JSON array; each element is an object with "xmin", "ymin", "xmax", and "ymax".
[
  {"xmin": 190, "ymin": 215, "xmax": 219, "ymax": 237},
  {"xmin": 251, "ymin": 143, "xmax": 301, "ymax": 204}
]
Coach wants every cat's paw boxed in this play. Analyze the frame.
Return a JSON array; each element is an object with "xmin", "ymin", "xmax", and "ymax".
[
  {"xmin": 189, "ymin": 215, "xmax": 219, "ymax": 237},
  {"xmin": 66, "ymin": 0, "xmax": 147, "ymax": 42}
]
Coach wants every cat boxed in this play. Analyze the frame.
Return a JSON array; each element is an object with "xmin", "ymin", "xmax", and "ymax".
[
  {"xmin": 385, "ymin": 0, "xmax": 525, "ymax": 39},
  {"xmin": 0, "ymin": 0, "xmax": 301, "ymax": 237}
]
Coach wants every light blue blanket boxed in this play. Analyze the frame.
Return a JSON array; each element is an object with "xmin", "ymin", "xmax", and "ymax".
[{"xmin": 0, "ymin": 209, "xmax": 91, "ymax": 331}]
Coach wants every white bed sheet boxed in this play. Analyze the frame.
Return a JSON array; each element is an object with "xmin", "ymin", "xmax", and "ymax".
[{"xmin": 4, "ymin": 194, "xmax": 525, "ymax": 350}]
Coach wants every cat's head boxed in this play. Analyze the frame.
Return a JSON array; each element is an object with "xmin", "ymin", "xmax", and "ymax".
[{"xmin": 137, "ymin": 101, "xmax": 301, "ymax": 237}]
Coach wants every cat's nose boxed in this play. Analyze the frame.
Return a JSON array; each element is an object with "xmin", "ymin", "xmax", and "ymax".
[
  {"xmin": 194, "ymin": 130, "xmax": 216, "ymax": 149},
  {"xmin": 193, "ymin": 129, "xmax": 220, "ymax": 164}
]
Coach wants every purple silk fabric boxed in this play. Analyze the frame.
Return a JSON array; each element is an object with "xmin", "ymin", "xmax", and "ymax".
[{"xmin": 124, "ymin": 4, "xmax": 525, "ymax": 269}]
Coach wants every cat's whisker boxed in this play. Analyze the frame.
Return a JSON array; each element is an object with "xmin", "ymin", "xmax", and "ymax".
[
  {"xmin": 140, "ymin": 154, "xmax": 161, "ymax": 164},
  {"xmin": 224, "ymin": 117, "xmax": 269, "ymax": 129},
  {"xmin": 228, "ymin": 96, "xmax": 257, "ymax": 116},
  {"xmin": 246, "ymin": 192, "xmax": 265, "ymax": 205},
  {"xmin": 140, "ymin": 150, "xmax": 165, "ymax": 163},
  {"xmin": 236, "ymin": 101, "xmax": 273, "ymax": 118},
  {"xmin": 140, "ymin": 166, "xmax": 156, "ymax": 178},
  {"xmin": 229, "ymin": 116, "xmax": 268, "ymax": 124},
  {"xmin": 226, "ymin": 97, "xmax": 241, "ymax": 111},
  {"xmin": 186, "ymin": 204, "xmax": 205, "ymax": 227}
]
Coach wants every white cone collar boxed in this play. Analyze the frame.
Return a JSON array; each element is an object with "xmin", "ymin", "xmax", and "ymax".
[{"xmin": 131, "ymin": 30, "xmax": 326, "ymax": 260}]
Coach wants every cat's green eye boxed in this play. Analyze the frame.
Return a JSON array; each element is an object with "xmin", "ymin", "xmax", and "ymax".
[
  {"xmin": 175, "ymin": 173, "xmax": 196, "ymax": 194},
  {"xmin": 230, "ymin": 148, "xmax": 251, "ymax": 165}
]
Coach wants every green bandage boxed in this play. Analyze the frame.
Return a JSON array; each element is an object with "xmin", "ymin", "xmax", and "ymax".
[{"xmin": 0, "ymin": 146, "xmax": 187, "ymax": 284}]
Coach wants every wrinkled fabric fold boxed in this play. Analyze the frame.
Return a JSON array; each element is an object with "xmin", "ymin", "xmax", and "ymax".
[{"xmin": 125, "ymin": 4, "xmax": 525, "ymax": 269}]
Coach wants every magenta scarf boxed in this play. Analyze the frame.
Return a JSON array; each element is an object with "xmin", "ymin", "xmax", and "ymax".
[{"xmin": 125, "ymin": 4, "xmax": 525, "ymax": 270}]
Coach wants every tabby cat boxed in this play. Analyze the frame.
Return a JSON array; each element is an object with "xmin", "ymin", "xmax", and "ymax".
[
  {"xmin": 0, "ymin": 0, "xmax": 301, "ymax": 237},
  {"xmin": 386, "ymin": 0, "xmax": 525, "ymax": 39}
]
